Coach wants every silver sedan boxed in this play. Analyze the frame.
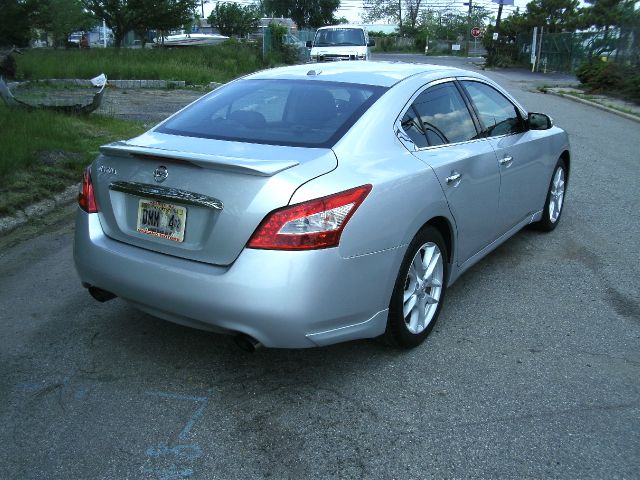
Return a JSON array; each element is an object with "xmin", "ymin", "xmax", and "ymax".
[{"xmin": 74, "ymin": 62, "xmax": 569, "ymax": 350}]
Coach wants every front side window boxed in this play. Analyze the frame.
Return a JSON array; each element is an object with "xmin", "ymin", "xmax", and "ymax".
[
  {"xmin": 461, "ymin": 81, "xmax": 524, "ymax": 137},
  {"xmin": 157, "ymin": 79, "xmax": 386, "ymax": 148},
  {"xmin": 405, "ymin": 82, "xmax": 478, "ymax": 147}
]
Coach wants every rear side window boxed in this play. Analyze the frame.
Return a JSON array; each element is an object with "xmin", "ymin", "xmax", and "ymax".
[
  {"xmin": 406, "ymin": 82, "xmax": 478, "ymax": 147},
  {"xmin": 157, "ymin": 79, "xmax": 386, "ymax": 148},
  {"xmin": 461, "ymin": 81, "xmax": 524, "ymax": 137},
  {"xmin": 401, "ymin": 108, "xmax": 429, "ymax": 149}
]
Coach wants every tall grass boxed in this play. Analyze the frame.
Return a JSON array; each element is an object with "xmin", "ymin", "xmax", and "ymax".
[
  {"xmin": 15, "ymin": 41, "xmax": 265, "ymax": 84},
  {"xmin": 0, "ymin": 103, "xmax": 145, "ymax": 214}
]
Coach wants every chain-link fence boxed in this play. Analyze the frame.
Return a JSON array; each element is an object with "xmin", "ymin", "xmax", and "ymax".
[
  {"xmin": 263, "ymin": 27, "xmax": 314, "ymax": 63},
  {"xmin": 494, "ymin": 28, "xmax": 639, "ymax": 73}
]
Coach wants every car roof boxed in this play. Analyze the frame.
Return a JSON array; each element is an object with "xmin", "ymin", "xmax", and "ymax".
[{"xmin": 247, "ymin": 61, "xmax": 481, "ymax": 88}]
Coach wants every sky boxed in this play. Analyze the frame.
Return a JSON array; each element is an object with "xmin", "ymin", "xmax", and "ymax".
[
  {"xmin": 199, "ymin": 0, "xmax": 531, "ymax": 25},
  {"xmin": 335, "ymin": 0, "xmax": 530, "ymax": 24}
]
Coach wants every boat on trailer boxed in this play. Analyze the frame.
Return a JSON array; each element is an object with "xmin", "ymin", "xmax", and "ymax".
[{"xmin": 155, "ymin": 33, "xmax": 229, "ymax": 47}]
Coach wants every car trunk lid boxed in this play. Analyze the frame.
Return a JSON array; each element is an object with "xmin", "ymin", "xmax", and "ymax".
[{"xmin": 91, "ymin": 132, "xmax": 337, "ymax": 266}]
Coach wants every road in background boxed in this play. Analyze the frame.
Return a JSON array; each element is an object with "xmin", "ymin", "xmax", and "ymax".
[{"xmin": 1, "ymin": 56, "xmax": 638, "ymax": 479}]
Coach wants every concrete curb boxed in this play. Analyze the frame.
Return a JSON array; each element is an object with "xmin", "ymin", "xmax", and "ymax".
[
  {"xmin": 546, "ymin": 90, "xmax": 640, "ymax": 124},
  {"xmin": 0, "ymin": 183, "xmax": 80, "ymax": 235}
]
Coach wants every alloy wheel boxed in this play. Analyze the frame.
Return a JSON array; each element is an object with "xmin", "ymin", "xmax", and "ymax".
[
  {"xmin": 549, "ymin": 166, "xmax": 565, "ymax": 223},
  {"xmin": 403, "ymin": 242, "xmax": 444, "ymax": 334}
]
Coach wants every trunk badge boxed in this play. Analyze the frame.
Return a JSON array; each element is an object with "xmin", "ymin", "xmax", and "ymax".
[
  {"xmin": 153, "ymin": 166, "xmax": 168, "ymax": 183},
  {"xmin": 97, "ymin": 165, "xmax": 117, "ymax": 175}
]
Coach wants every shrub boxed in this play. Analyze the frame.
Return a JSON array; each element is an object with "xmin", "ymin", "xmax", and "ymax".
[
  {"xmin": 576, "ymin": 60, "xmax": 609, "ymax": 85},
  {"xmin": 576, "ymin": 59, "xmax": 640, "ymax": 103},
  {"xmin": 265, "ymin": 23, "xmax": 300, "ymax": 66}
]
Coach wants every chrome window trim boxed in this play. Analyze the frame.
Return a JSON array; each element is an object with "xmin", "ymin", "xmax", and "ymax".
[
  {"xmin": 109, "ymin": 181, "xmax": 224, "ymax": 210},
  {"xmin": 413, "ymin": 136, "xmax": 490, "ymax": 152}
]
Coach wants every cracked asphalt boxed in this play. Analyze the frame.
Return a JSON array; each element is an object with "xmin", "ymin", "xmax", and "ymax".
[{"xmin": 1, "ymin": 55, "xmax": 638, "ymax": 479}]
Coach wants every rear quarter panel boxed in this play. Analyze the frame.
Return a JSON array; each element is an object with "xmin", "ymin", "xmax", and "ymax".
[{"xmin": 288, "ymin": 82, "xmax": 456, "ymax": 306}]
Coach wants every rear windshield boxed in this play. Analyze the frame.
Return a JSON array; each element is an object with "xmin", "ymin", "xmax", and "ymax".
[{"xmin": 156, "ymin": 79, "xmax": 386, "ymax": 148}]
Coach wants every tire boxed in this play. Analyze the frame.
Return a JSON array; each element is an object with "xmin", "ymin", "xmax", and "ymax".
[
  {"xmin": 533, "ymin": 158, "xmax": 567, "ymax": 232},
  {"xmin": 385, "ymin": 226, "xmax": 448, "ymax": 348}
]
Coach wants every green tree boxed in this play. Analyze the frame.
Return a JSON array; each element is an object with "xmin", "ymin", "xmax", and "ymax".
[
  {"xmin": 365, "ymin": 0, "xmax": 472, "ymax": 31},
  {"xmin": 525, "ymin": 0, "xmax": 581, "ymax": 32},
  {"xmin": 208, "ymin": 2, "xmax": 259, "ymax": 37},
  {"xmin": 411, "ymin": 7, "xmax": 491, "ymax": 41},
  {"xmin": 362, "ymin": 0, "xmax": 409, "ymax": 30},
  {"xmin": 83, "ymin": 0, "xmax": 136, "ymax": 47},
  {"xmin": 0, "ymin": 0, "xmax": 32, "ymax": 47},
  {"xmin": 488, "ymin": 0, "xmax": 582, "ymax": 36},
  {"xmin": 84, "ymin": 0, "xmax": 197, "ymax": 47},
  {"xmin": 262, "ymin": 0, "xmax": 340, "ymax": 29},
  {"xmin": 129, "ymin": 0, "xmax": 197, "ymax": 46},
  {"xmin": 30, "ymin": 0, "xmax": 94, "ymax": 48},
  {"xmin": 578, "ymin": 0, "xmax": 640, "ymax": 58},
  {"xmin": 579, "ymin": 0, "xmax": 638, "ymax": 29}
]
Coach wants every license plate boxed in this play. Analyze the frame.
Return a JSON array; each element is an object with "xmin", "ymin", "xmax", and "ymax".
[{"xmin": 136, "ymin": 200, "xmax": 187, "ymax": 242}]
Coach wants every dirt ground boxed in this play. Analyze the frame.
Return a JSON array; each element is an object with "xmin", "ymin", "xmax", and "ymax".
[
  {"xmin": 96, "ymin": 88, "xmax": 206, "ymax": 122},
  {"xmin": 12, "ymin": 85, "xmax": 207, "ymax": 123}
]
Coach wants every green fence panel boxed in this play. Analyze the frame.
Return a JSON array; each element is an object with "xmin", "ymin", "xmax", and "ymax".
[{"xmin": 515, "ymin": 28, "xmax": 639, "ymax": 73}]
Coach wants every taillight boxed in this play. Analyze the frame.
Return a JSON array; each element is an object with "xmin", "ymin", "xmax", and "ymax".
[
  {"xmin": 78, "ymin": 166, "xmax": 98, "ymax": 213},
  {"xmin": 247, "ymin": 184, "xmax": 372, "ymax": 250}
]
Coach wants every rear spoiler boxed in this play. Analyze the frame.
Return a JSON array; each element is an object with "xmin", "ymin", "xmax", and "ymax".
[{"xmin": 100, "ymin": 142, "xmax": 299, "ymax": 177}]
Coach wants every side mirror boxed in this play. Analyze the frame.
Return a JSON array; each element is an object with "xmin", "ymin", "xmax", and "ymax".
[
  {"xmin": 305, "ymin": 40, "xmax": 312, "ymax": 48},
  {"xmin": 528, "ymin": 112, "xmax": 553, "ymax": 130},
  {"xmin": 367, "ymin": 39, "xmax": 376, "ymax": 47}
]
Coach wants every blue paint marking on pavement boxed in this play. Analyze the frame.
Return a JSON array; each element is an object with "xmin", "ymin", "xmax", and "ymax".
[
  {"xmin": 74, "ymin": 386, "xmax": 90, "ymax": 400},
  {"xmin": 144, "ymin": 391, "xmax": 209, "ymax": 441},
  {"xmin": 142, "ymin": 391, "xmax": 210, "ymax": 480},
  {"xmin": 178, "ymin": 399, "xmax": 208, "ymax": 441}
]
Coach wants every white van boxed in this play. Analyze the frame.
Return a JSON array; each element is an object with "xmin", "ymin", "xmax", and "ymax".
[{"xmin": 306, "ymin": 26, "xmax": 375, "ymax": 62}]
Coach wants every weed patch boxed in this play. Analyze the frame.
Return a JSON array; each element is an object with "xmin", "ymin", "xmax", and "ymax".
[
  {"xmin": 0, "ymin": 104, "xmax": 145, "ymax": 215},
  {"xmin": 15, "ymin": 41, "xmax": 266, "ymax": 85}
]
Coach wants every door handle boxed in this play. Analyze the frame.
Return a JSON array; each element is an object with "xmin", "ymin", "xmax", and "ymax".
[
  {"xmin": 499, "ymin": 156, "xmax": 513, "ymax": 166},
  {"xmin": 446, "ymin": 172, "xmax": 461, "ymax": 184}
]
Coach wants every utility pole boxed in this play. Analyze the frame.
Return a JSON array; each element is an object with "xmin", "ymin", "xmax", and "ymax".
[
  {"xmin": 495, "ymin": 0, "xmax": 504, "ymax": 37},
  {"xmin": 464, "ymin": 0, "xmax": 473, "ymax": 56}
]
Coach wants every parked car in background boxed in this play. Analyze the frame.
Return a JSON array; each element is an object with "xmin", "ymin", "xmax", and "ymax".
[
  {"xmin": 67, "ymin": 32, "xmax": 84, "ymax": 47},
  {"xmin": 74, "ymin": 62, "xmax": 569, "ymax": 350},
  {"xmin": 306, "ymin": 25, "xmax": 375, "ymax": 62}
]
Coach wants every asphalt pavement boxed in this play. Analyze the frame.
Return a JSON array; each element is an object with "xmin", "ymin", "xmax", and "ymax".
[{"xmin": 1, "ymin": 55, "xmax": 638, "ymax": 479}]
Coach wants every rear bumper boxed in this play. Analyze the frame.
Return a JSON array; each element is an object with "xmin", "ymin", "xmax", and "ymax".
[{"xmin": 74, "ymin": 210, "xmax": 402, "ymax": 348}]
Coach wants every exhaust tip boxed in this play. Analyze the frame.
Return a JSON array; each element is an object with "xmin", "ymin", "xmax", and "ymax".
[
  {"xmin": 88, "ymin": 286, "xmax": 117, "ymax": 303},
  {"xmin": 234, "ymin": 333, "xmax": 262, "ymax": 352}
]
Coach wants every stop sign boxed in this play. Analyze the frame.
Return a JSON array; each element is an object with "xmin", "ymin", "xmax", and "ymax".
[{"xmin": 471, "ymin": 27, "xmax": 482, "ymax": 38}]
